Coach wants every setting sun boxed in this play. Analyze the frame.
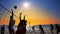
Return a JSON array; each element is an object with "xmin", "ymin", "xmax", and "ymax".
[{"xmin": 24, "ymin": 2, "xmax": 29, "ymax": 8}]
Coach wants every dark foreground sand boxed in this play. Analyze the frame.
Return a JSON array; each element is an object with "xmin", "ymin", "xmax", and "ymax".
[{"xmin": 0, "ymin": 30, "xmax": 60, "ymax": 34}]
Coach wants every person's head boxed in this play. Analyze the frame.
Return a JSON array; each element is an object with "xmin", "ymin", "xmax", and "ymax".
[
  {"xmin": 39, "ymin": 25, "xmax": 42, "ymax": 27},
  {"xmin": 2, "ymin": 25, "xmax": 4, "ymax": 27},
  {"xmin": 3, "ymin": 25, "xmax": 5, "ymax": 26},
  {"xmin": 50, "ymin": 24, "xmax": 52, "ymax": 26},
  {"xmin": 55, "ymin": 24, "xmax": 58, "ymax": 26}
]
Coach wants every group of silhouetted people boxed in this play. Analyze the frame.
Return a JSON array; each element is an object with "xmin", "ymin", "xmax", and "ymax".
[
  {"xmin": 0, "ymin": 9, "xmax": 60, "ymax": 34},
  {"xmin": 8, "ymin": 10, "xmax": 27, "ymax": 34},
  {"xmin": 31, "ymin": 24, "xmax": 60, "ymax": 34},
  {"xmin": 0, "ymin": 9, "xmax": 27, "ymax": 34},
  {"xmin": 50, "ymin": 24, "xmax": 60, "ymax": 34}
]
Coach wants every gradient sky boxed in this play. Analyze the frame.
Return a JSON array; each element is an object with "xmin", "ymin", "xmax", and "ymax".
[{"xmin": 0, "ymin": 0, "xmax": 60, "ymax": 26}]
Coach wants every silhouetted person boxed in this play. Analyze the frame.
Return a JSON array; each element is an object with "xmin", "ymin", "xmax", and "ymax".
[
  {"xmin": 55, "ymin": 24, "xmax": 60, "ymax": 34},
  {"xmin": 39, "ymin": 25, "xmax": 44, "ymax": 34},
  {"xmin": 32, "ymin": 26, "xmax": 34, "ymax": 31},
  {"xmin": 8, "ymin": 9, "xmax": 15, "ymax": 34},
  {"xmin": 1, "ymin": 25, "xmax": 5, "ymax": 34},
  {"xmin": 16, "ymin": 13, "xmax": 27, "ymax": 34},
  {"xmin": 32, "ymin": 26, "xmax": 36, "ymax": 34},
  {"xmin": 50, "ymin": 24, "xmax": 54, "ymax": 34}
]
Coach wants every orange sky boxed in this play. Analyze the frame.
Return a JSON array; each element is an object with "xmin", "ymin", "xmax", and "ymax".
[{"xmin": 0, "ymin": 18, "xmax": 59, "ymax": 26}]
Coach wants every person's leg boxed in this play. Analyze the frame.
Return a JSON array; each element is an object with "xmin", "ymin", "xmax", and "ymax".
[
  {"xmin": 41, "ymin": 31, "xmax": 43, "ymax": 34},
  {"xmin": 51, "ymin": 30, "xmax": 53, "ymax": 34},
  {"xmin": 57, "ymin": 31, "xmax": 59, "ymax": 34},
  {"xmin": 12, "ymin": 29, "xmax": 14, "ymax": 34},
  {"xmin": 1, "ymin": 31, "xmax": 3, "ymax": 34},
  {"xmin": 42, "ymin": 31, "xmax": 44, "ymax": 34}
]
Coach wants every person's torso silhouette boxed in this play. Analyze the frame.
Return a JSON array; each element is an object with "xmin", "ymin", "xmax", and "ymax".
[
  {"xmin": 50, "ymin": 24, "xmax": 54, "ymax": 34},
  {"xmin": 39, "ymin": 25, "xmax": 44, "ymax": 34}
]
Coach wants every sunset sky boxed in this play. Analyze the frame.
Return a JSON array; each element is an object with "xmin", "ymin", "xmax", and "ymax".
[{"xmin": 0, "ymin": 0, "xmax": 60, "ymax": 26}]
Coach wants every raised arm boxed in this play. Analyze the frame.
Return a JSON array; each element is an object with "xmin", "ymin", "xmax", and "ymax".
[{"xmin": 19, "ymin": 12, "xmax": 22, "ymax": 21}]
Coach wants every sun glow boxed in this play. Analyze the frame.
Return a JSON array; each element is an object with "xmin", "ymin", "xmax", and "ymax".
[{"xmin": 24, "ymin": 2, "xmax": 29, "ymax": 8}]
